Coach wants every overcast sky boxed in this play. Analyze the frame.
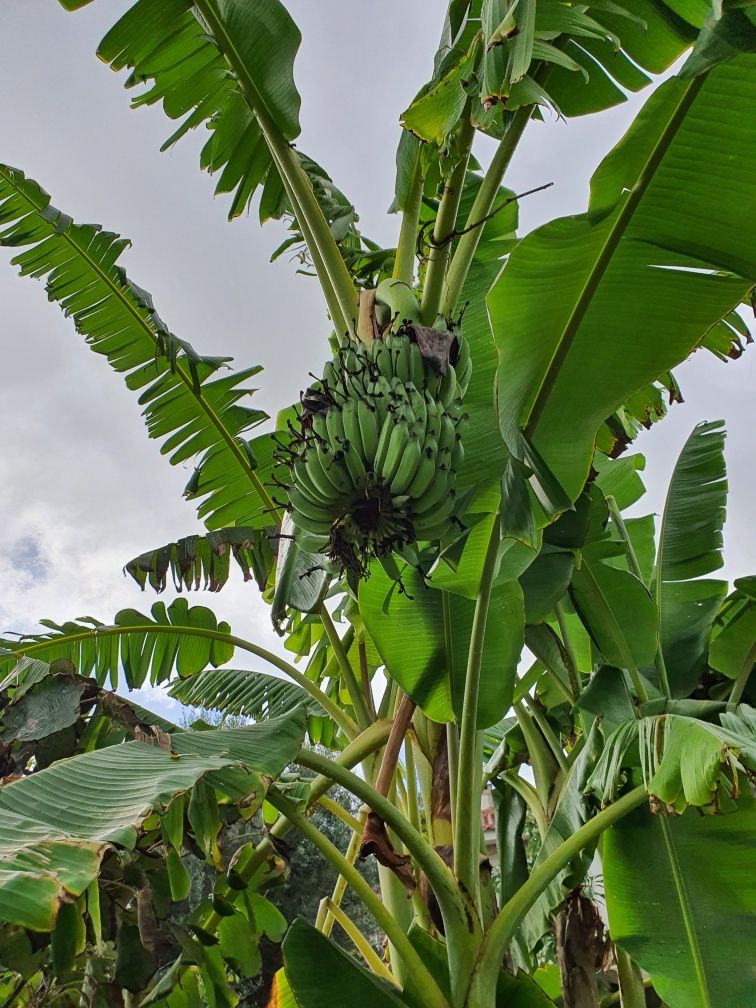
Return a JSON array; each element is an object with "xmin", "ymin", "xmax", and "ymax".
[{"xmin": 1, "ymin": 1, "xmax": 753, "ymax": 719}]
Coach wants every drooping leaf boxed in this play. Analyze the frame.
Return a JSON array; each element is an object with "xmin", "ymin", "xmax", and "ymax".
[
  {"xmin": 271, "ymin": 513, "xmax": 330, "ymax": 628},
  {"xmin": 0, "ymin": 164, "xmax": 276, "ymax": 531},
  {"xmin": 0, "ymin": 713, "xmax": 305, "ymax": 931},
  {"xmin": 489, "ymin": 57, "xmax": 756, "ymax": 504},
  {"xmin": 646, "ymin": 714, "xmax": 756, "ymax": 811},
  {"xmin": 708, "ymin": 578, "xmax": 756, "ymax": 686},
  {"xmin": 604, "ymin": 793, "xmax": 756, "ymax": 1008},
  {"xmin": 125, "ymin": 528, "xmax": 277, "ymax": 594}
]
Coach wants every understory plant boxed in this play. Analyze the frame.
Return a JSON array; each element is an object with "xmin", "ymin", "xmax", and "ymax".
[{"xmin": 0, "ymin": 2, "xmax": 755, "ymax": 1007}]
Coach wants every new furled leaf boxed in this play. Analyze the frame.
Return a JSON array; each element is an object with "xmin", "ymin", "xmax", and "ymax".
[{"xmin": 652, "ymin": 421, "xmax": 729, "ymax": 694}]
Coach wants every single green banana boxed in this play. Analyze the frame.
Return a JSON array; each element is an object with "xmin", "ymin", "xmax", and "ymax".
[
  {"xmin": 342, "ymin": 441, "xmax": 367, "ymax": 487},
  {"xmin": 456, "ymin": 356, "xmax": 472, "ymax": 397},
  {"xmin": 341, "ymin": 399, "xmax": 365, "ymax": 460},
  {"xmin": 325, "ymin": 406, "xmax": 346, "ymax": 449},
  {"xmin": 316, "ymin": 442, "xmax": 352, "ymax": 495},
  {"xmin": 407, "ymin": 386, "xmax": 427, "ymax": 434},
  {"xmin": 411, "ymin": 470, "xmax": 452, "ymax": 515},
  {"xmin": 371, "ymin": 339, "xmax": 393, "ymax": 381},
  {"xmin": 450, "ymin": 436, "xmax": 464, "ymax": 472},
  {"xmin": 392, "ymin": 335, "xmax": 411, "ymax": 384},
  {"xmin": 412, "ymin": 517, "xmax": 455, "ymax": 542},
  {"xmin": 424, "ymin": 395, "xmax": 443, "ymax": 440},
  {"xmin": 438, "ymin": 364, "xmax": 458, "ymax": 409},
  {"xmin": 311, "ymin": 411, "xmax": 329, "ymax": 443},
  {"xmin": 288, "ymin": 488, "xmax": 335, "ymax": 525},
  {"xmin": 413, "ymin": 489, "xmax": 457, "ymax": 525},
  {"xmin": 408, "ymin": 341, "xmax": 425, "ymax": 390},
  {"xmin": 302, "ymin": 449, "xmax": 343, "ymax": 504},
  {"xmin": 357, "ymin": 399, "xmax": 380, "ymax": 461},
  {"xmin": 390, "ymin": 433, "xmax": 423, "ymax": 495},
  {"xmin": 379, "ymin": 421, "xmax": 411, "ymax": 483},
  {"xmin": 373, "ymin": 414, "xmax": 396, "ymax": 475},
  {"xmin": 290, "ymin": 507, "xmax": 332, "ymax": 537},
  {"xmin": 406, "ymin": 442, "xmax": 438, "ymax": 498},
  {"xmin": 438, "ymin": 413, "xmax": 457, "ymax": 455}
]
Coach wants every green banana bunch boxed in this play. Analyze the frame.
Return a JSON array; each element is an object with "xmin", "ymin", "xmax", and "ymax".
[{"xmin": 283, "ymin": 321, "xmax": 471, "ymax": 578}]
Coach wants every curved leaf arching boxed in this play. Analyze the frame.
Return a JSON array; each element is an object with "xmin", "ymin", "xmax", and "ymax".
[
  {"xmin": 0, "ymin": 164, "xmax": 278, "ymax": 531},
  {"xmin": 167, "ymin": 666, "xmax": 322, "ymax": 721},
  {"xmin": 489, "ymin": 55, "xmax": 756, "ymax": 505},
  {"xmin": 0, "ymin": 599, "xmax": 236, "ymax": 690},
  {"xmin": 125, "ymin": 526, "xmax": 277, "ymax": 594}
]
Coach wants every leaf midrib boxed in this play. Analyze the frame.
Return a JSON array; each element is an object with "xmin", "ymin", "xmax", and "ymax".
[
  {"xmin": 523, "ymin": 71, "xmax": 708, "ymax": 436},
  {"xmin": 659, "ymin": 816, "xmax": 711, "ymax": 1007}
]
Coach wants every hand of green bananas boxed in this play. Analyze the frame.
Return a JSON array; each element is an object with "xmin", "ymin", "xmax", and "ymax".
[{"xmin": 280, "ymin": 326, "xmax": 471, "ymax": 579}]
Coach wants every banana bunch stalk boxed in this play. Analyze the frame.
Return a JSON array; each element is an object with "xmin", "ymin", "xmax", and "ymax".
[{"xmin": 282, "ymin": 323, "xmax": 471, "ymax": 578}]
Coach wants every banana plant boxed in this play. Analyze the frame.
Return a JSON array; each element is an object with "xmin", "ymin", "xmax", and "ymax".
[{"xmin": 0, "ymin": 2, "xmax": 755, "ymax": 1007}]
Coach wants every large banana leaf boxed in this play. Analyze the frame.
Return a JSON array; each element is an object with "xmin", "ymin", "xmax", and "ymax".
[
  {"xmin": 59, "ymin": 0, "xmax": 300, "ymax": 221},
  {"xmin": 0, "ymin": 599, "xmax": 236, "ymax": 689},
  {"xmin": 283, "ymin": 918, "xmax": 407, "ymax": 1008},
  {"xmin": 0, "ymin": 165, "xmax": 277, "ymax": 531},
  {"xmin": 603, "ymin": 794, "xmax": 756, "ymax": 1008},
  {"xmin": 489, "ymin": 55, "xmax": 756, "ymax": 503},
  {"xmin": 59, "ymin": 0, "xmax": 376, "ymax": 281},
  {"xmin": 0, "ymin": 712, "xmax": 305, "ymax": 931},
  {"xmin": 168, "ymin": 666, "xmax": 322, "ymax": 720},
  {"xmin": 651, "ymin": 421, "xmax": 729, "ymax": 694},
  {"xmin": 360, "ymin": 564, "xmax": 523, "ymax": 729}
]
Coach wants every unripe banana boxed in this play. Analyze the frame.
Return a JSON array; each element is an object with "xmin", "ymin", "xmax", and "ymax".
[
  {"xmin": 413, "ymin": 489, "xmax": 457, "ymax": 525},
  {"xmin": 357, "ymin": 400, "xmax": 380, "ymax": 460},
  {"xmin": 408, "ymin": 341, "xmax": 425, "ymax": 390},
  {"xmin": 373, "ymin": 414, "xmax": 395, "ymax": 475},
  {"xmin": 379, "ymin": 421, "xmax": 411, "ymax": 483},
  {"xmin": 412, "ymin": 470, "xmax": 452, "ymax": 516},
  {"xmin": 317, "ymin": 442, "xmax": 352, "ymax": 495},
  {"xmin": 438, "ymin": 413, "xmax": 457, "ymax": 455},
  {"xmin": 303, "ymin": 449, "xmax": 342, "ymax": 504},
  {"xmin": 341, "ymin": 400, "xmax": 365, "ymax": 460},
  {"xmin": 438, "ymin": 364, "xmax": 459, "ymax": 409},
  {"xmin": 390, "ymin": 434, "xmax": 423, "ymax": 495},
  {"xmin": 288, "ymin": 488, "xmax": 335, "ymax": 525},
  {"xmin": 325, "ymin": 406, "xmax": 346, "ymax": 449},
  {"xmin": 342, "ymin": 441, "xmax": 367, "ymax": 487},
  {"xmin": 450, "ymin": 436, "xmax": 464, "ymax": 472},
  {"xmin": 289, "ymin": 507, "xmax": 331, "ymax": 537},
  {"xmin": 406, "ymin": 442, "xmax": 438, "ymax": 498}
]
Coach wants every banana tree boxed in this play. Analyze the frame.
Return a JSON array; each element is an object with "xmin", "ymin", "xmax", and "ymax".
[{"xmin": 1, "ymin": 2, "xmax": 755, "ymax": 1007}]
